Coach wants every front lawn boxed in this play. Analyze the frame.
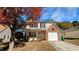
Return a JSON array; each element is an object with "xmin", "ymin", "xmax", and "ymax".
[{"xmin": 14, "ymin": 42, "xmax": 56, "ymax": 51}]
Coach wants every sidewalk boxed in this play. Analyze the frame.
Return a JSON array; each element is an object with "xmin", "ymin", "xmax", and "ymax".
[{"xmin": 49, "ymin": 41, "xmax": 79, "ymax": 51}]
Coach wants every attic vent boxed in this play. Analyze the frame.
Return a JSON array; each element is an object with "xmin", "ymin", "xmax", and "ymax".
[{"xmin": 52, "ymin": 28, "xmax": 54, "ymax": 31}]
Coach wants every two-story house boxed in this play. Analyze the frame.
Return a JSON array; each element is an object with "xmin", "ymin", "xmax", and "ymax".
[{"xmin": 25, "ymin": 20, "xmax": 62, "ymax": 42}]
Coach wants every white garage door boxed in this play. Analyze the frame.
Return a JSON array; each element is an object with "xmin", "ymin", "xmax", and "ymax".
[{"xmin": 48, "ymin": 32, "xmax": 58, "ymax": 41}]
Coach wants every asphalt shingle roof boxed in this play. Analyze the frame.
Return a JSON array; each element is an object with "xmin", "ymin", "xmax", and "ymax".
[{"xmin": 64, "ymin": 26, "xmax": 79, "ymax": 32}]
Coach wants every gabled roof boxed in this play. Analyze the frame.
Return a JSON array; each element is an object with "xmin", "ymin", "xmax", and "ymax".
[
  {"xmin": 64, "ymin": 26, "xmax": 79, "ymax": 33},
  {"xmin": 52, "ymin": 23, "xmax": 63, "ymax": 32}
]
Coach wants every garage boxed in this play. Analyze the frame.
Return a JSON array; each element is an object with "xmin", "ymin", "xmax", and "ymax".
[{"xmin": 48, "ymin": 32, "xmax": 58, "ymax": 41}]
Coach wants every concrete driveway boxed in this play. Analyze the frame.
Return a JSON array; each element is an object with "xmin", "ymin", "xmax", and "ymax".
[{"xmin": 49, "ymin": 41, "xmax": 79, "ymax": 51}]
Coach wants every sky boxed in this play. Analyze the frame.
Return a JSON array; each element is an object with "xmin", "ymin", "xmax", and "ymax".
[{"xmin": 40, "ymin": 7, "xmax": 79, "ymax": 22}]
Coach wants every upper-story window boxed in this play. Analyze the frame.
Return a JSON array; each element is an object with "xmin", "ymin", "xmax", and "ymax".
[
  {"xmin": 40, "ymin": 23, "xmax": 45, "ymax": 28},
  {"xmin": 30, "ymin": 24, "xmax": 38, "ymax": 28}
]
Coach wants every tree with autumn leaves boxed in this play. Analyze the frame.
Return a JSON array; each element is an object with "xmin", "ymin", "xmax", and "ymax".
[
  {"xmin": 20, "ymin": 7, "xmax": 42, "ymax": 21},
  {"xmin": 0, "ymin": 7, "xmax": 42, "ymax": 24}
]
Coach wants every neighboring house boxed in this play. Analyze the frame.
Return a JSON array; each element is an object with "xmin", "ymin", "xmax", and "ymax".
[
  {"xmin": 0, "ymin": 24, "xmax": 11, "ymax": 43},
  {"xmin": 25, "ymin": 20, "xmax": 62, "ymax": 41},
  {"xmin": 64, "ymin": 26, "xmax": 79, "ymax": 39}
]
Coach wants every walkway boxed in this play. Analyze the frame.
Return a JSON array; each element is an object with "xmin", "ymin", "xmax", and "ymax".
[{"xmin": 49, "ymin": 41, "xmax": 79, "ymax": 51}]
